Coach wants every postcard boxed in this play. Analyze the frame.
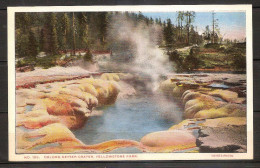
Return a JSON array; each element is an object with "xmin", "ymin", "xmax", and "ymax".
[{"xmin": 8, "ymin": 5, "xmax": 253, "ymax": 161}]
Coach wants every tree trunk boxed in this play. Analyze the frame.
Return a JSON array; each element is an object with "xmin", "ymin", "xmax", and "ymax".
[
  {"xmin": 180, "ymin": 21, "xmax": 182, "ymax": 42},
  {"xmin": 212, "ymin": 12, "xmax": 215, "ymax": 44},
  {"xmin": 187, "ymin": 15, "xmax": 190, "ymax": 45},
  {"xmin": 72, "ymin": 12, "xmax": 76, "ymax": 55}
]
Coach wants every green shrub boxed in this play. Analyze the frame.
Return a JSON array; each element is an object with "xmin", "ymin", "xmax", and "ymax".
[
  {"xmin": 168, "ymin": 50, "xmax": 184, "ymax": 72},
  {"xmin": 183, "ymin": 47, "xmax": 202, "ymax": 71},
  {"xmin": 84, "ymin": 50, "xmax": 93, "ymax": 62},
  {"xmin": 168, "ymin": 47, "xmax": 204, "ymax": 72},
  {"xmin": 223, "ymin": 44, "xmax": 246, "ymax": 70},
  {"xmin": 16, "ymin": 57, "xmax": 36, "ymax": 68},
  {"xmin": 204, "ymin": 43, "xmax": 221, "ymax": 49},
  {"xmin": 16, "ymin": 60, "xmax": 27, "ymax": 68},
  {"xmin": 36, "ymin": 55, "xmax": 61, "ymax": 69},
  {"xmin": 231, "ymin": 54, "xmax": 246, "ymax": 70}
]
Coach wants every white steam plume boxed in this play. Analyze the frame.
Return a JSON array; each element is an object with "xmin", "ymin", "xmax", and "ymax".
[{"xmin": 108, "ymin": 13, "xmax": 173, "ymax": 91}]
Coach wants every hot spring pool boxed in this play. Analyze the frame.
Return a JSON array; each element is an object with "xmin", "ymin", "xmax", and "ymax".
[{"xmin": 72, "ymin": 95, "xmax": 183, "ymax": 147}]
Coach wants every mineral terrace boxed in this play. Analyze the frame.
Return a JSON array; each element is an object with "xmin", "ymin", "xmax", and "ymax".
[{"xmin": 15, "ymin": 68, "xmax": 247, "ymax": 153}]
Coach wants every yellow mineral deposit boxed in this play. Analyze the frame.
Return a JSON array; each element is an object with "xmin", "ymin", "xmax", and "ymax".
[
  {"xmin": 15, "ymin": 75, "xmax": 126, "ymax": 153},
  {"xmin": 199, "ymin": 117, "xmax": 246, "ymax": 127},
  {"xmin": 168, "ymin": 119, "xmax": 195, "ymax": 130},
  {"xmin": 208, "ymin": 89, "xmax": 246, "ymax": 104},
  {"xmin": 15, "ymin": 73, "xmax": 247, "ymax": 154},
  {"xmin": 24, "ymin": 123, "xmax": 85, "ymax": 149},
  {"xmin": 17, "ymin": 114, "xmax": 60, "ymax": 129},
  {"xmin": 140, "ymin": 130, "xmax": 196, "ymax": 152},
  {"xmin": 182, "ymin": 92, "xmax": 202, "ymax": 104},
  {"xmin": 158, "ymin": 78, "xmax": 176, "ymax": 95},
  {"xmin": 101, "ymin": 73, "xmax": 120, "ymax": 81},
  {"xmin": 194, "ymin": 103, "xmax": 246, "ymax": 119},
  {"xmin": 79, "ymin": 83, "xmax": 98, "ymax": 97},
  {"xmin": 184, "ymin": 94, "xmax": 225, "ymax": 119}
]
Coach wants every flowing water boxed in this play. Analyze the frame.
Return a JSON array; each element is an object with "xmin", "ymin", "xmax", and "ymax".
[{"xmin": 72, "ymin": 94, "xmax": 183, "ymax": 149}]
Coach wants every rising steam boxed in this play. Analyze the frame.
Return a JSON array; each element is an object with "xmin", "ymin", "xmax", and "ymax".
[{"xmin": 107, "ymin": 13, "xmax": 173, "ymax": 91}]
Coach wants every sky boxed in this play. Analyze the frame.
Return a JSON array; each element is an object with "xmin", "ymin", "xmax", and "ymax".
[{"xmin": 142, "ymin": 12, "xmax": 246, "ymax": 41}]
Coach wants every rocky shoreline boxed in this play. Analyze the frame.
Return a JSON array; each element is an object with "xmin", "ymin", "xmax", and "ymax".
[
  {"xmin": 15, "ymin": 71, "xmax": 247, "ymax": 153},
  {"xmin": 158, "ymin": 73, "xmax": 247, "ymax": 153}
]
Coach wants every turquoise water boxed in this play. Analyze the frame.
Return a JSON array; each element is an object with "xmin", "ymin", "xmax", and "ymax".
[
  {"xmin": 208, "ymin": 83, "xmax": 230, "ymax": 89},
  {"xmin": 72, "ymin": 95, "xmax": 182, "ymax": 146},
  {"xmin": 25, "ymin": 105, "xmax": 34, "ymax": 114}
]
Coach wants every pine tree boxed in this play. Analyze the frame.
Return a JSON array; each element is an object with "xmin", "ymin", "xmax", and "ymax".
[
  {"xmin": 39, "ymin": 28, "xmax": 45, "ymax": 52},
  {"xmin": 98, "ymin": 12, "xmax": 108, "ymax": 48},
  {"xmin": 60, "ymin": 13, "xmax": 71, "ymax": 51},
  {"xmin": 49, "ymin": 13, "xmax": 59, "ymax": 55},
  {"xmin": 27, "ymin": 29, "xmax": 38, "ymax": 58},
  {"xmin": 77, "ymin": 12, "xmax": 89, "ymax": 49},
  {"xmin": 164, "ymin": 19, "xmax": 174, "ymax": 47},
  {"xmin": 87, "ymin": 13, "xmax": 99, "ymax": 49},
  {"xmin": 19, "ymin": 13, "xmax": 31, "ymax": 31},
  {"xmin": 185, "ymin": 11, "xmax": 195, "ymax": 45},
  {"xmin": 40, "ymin": 13, "xmax": 59, "ymax": 55},
  {"xmin": 71, "ymin": 12, "xmax": 76, "ymax": 55},
  {"xmin": 137, "ymin": 12, "xmax": 145, "ymax": 22},
  {"xmin": 211, "ymin": 12, "xmax": 219, "ymax": 44},
  {"xmin": 16, "ymin": 33, "xmax": 29, "ymax": 58},
  {"xmin": 15, "ymin": 13, "xmax": 31, "ymax": 58},
  {"xmin": 203, "ymin": 25, "xmax": 211, "ymax": 42},
  {"xmin": 149, "ymin": 17, "xmax": 154, "ymax": 24},
  {"xmin": 15, "ymin": 11, "xmax": 204, "ymax": 60},
  {"xmin": 155, "ymin": 18, "xmax": 159, "ymax": 24},
  {"xmin": 158, "ymin": 18, "xmax": 162, "ymax": 26},
  {"xmin": 177, "ymin": 11, "xmax": 184, "ymax": 42}
]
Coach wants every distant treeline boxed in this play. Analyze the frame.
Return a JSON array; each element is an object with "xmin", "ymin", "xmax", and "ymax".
[{"xmin": 15, "ymin": 11, "xmax": 204, "ymax": 58}]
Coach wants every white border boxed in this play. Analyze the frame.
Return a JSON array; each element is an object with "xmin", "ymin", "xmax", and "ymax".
[{"xmin": 8, "ymin": 5, "xmax": 253, "ymax": 161}]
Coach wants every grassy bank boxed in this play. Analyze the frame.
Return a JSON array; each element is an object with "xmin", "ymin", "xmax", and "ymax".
[
  {"xmin": 16, "ymin": 54, "xmax": 86, "ymax": 70},
  {"xmin": 168, "ymin": 43, "xmax": 246, "ymax": 73}
]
